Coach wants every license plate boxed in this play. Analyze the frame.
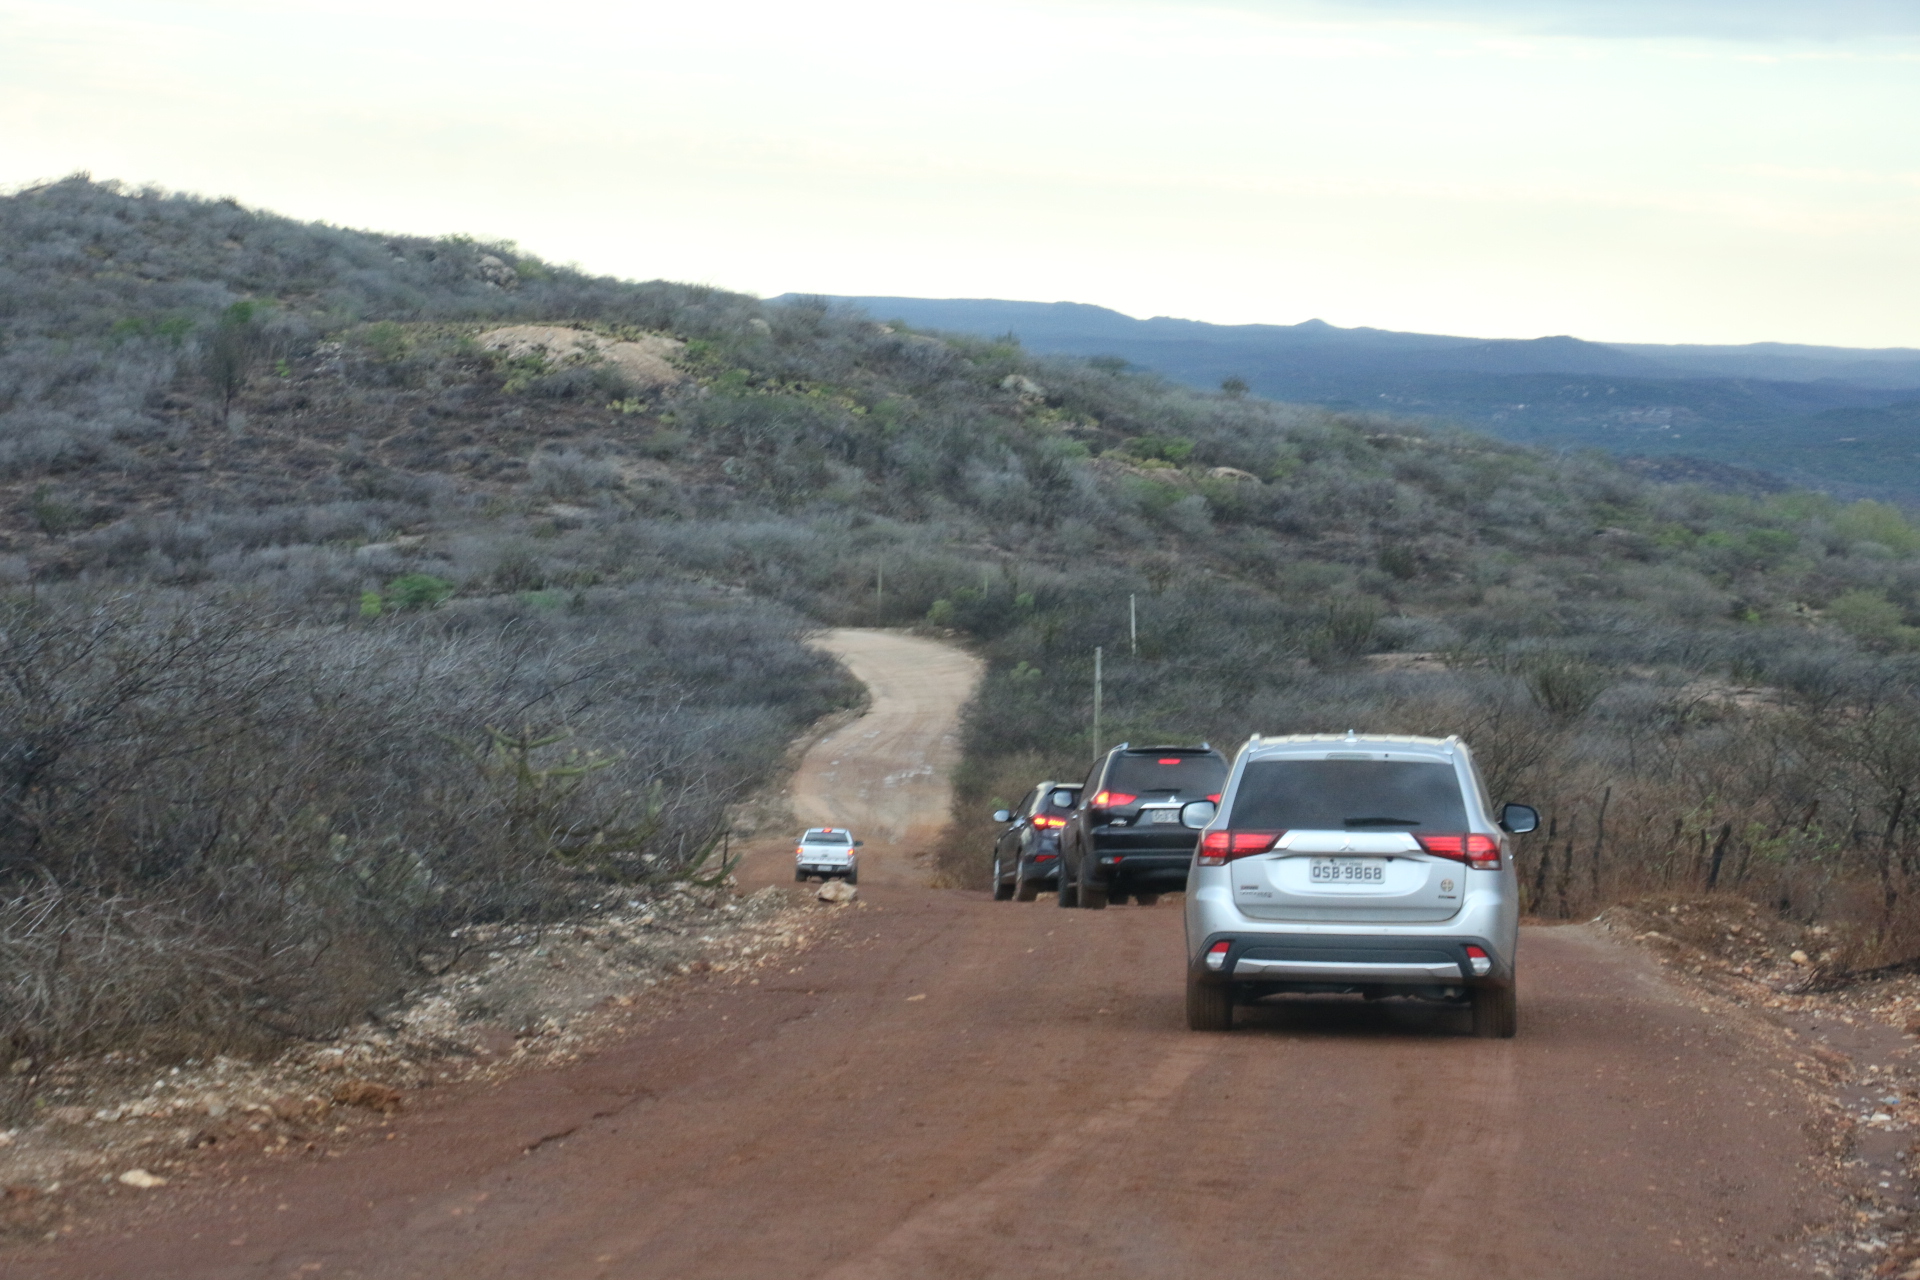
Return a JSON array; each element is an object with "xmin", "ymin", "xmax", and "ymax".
[
  {"xmin": 1147, "ymin": 809, "xmax": 1178, "ymax": 824},
  {"xmin": 1309, "ymin": 857, "xmax": 1386, "ymax": 884}
]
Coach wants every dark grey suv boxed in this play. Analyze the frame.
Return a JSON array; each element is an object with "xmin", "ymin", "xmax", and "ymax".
[
  {"xmin": 1058, "ymin": 743, "xmax": 1227, "ymax": 909},
  {"xmin": 990, "ymin": 782, "xmax": 1081, "ymax": 901}
]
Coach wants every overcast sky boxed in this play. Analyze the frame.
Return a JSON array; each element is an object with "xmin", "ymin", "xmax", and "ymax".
[{"xmin": 4, "ymin": 0, "xmax": 1917, "ymax": 347}]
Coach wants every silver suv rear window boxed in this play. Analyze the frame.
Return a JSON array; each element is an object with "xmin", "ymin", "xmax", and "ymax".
[
  {"xmin": 803, "ymin": 830, "xmax": 851, "ymax": 843},
  {"xmin": 1227, "ymin": 760, "xmax": 1468, "ymax": 832}
]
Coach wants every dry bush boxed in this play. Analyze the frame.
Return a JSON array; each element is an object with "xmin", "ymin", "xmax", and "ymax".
[
  {"xmin": 527, "ymin": 448, "xmax": 623, "ymax": 500},
  {"xmin": 0, "ymin": 584, "xmax": 845, "ymax": 1066},
  {"xmin": 0, "ymin": 888, "xmax": 258, "ymax": 1066}
]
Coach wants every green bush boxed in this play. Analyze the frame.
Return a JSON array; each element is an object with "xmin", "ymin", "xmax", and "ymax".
[
  {"xmin": 1826, "ymin": 589, "xmax": 1917, "ymax": 647},
  {"xmin": 386, "ymin": 573, "xmax": 455, "ymax": 609},
  {"xmin": 1522, "ymin": 652, "xmax": 1609, "ymax": 722},
  {"xmin": 1122, "ymin": 434, "xmax": 1195, "ymax": 464},
  {"xmin": 360, "ymin": 320, "xmax": 409, "ymax": 364},
  {"xmin": 1833, "ymin": 500, "xmax": 1920, "ymax": 556}
]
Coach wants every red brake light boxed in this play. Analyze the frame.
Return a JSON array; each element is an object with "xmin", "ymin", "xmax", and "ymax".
[
  {"xmin": 1090, "ymin": 791, "xmax": 1136, "ymax": 808},
  {"xmin": 1198, "ymin": 830, "xmax": 1282, "ymax": 865},
  {"xmin": 1417, "ymin": 833, "xmax": 1501, "ymax": 870},
  {"xmin": 1031, "ymin": 814, "xmax": 1065, "ymax": 829},
  {"xmin": 1158, "ymin": 758, "xmax": 1182, "ymax": 765}
]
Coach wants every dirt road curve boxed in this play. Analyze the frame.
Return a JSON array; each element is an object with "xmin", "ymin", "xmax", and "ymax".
[
  {"xmin": 785, "ymin": 629, "xmax": 981, "ymax": 884},
  {"xmin": 19, "ymin": 630, "xmax": 1838, "ymax": 1280}
]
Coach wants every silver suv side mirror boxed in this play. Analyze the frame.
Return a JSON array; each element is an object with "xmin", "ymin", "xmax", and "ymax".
[
  {"xmin": 1181, "ymin": 800, "xmax": 1217, "ymax": 829},
  {"xmin": 1500, "ymin": 803, "xmax": 1539, "ymax": 834},
  {"xmin": 992, "ymin": 809, "xmax": 1012, "ymax": 823}
]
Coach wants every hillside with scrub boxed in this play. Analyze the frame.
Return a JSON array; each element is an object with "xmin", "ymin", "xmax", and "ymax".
[{"xmin": 7, "ymin": 174, "xmax": 1920, "ymax": 1080}]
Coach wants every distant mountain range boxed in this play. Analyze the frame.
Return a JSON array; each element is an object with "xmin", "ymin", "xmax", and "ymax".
[{"xmin": 782, "ymin": 296, "xmax": 1920, "ymax": 498}]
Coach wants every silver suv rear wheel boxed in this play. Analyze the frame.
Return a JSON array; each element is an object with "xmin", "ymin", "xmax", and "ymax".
[
  {"xmin": 1186, "ymin": 973, "xmax": 1233, "ymax": 1031},
  {"xmin": 1471, "ymin": 984, "xmax": 1517, "ymax": 1038}
]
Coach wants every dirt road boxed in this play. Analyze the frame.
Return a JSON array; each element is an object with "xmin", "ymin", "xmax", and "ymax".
[
  {"xmin": 19, "ymin": 630, "xmax": 1838, "ymax": 1279},
  {"xmin": 781, "ymin": 628, "xmax": 981, "ymax": 884}
]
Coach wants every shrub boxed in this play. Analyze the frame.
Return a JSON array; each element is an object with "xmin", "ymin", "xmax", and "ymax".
[
  {"xmin": 1833, "ymin": 500, "xmax": 1920, "ymax": 556},
  {"xmin": 1122, "ymin": 434, "xmax": 1195, "ymax": 464},
  {"xmin": 0, "ymin": 585, "xmax": 843, "ymax": 1073},
  {"xmin": 1826, "ymin": 589, "xmax": 1917, "ymax": 648},
  {"xmin": 386, "ymin": 572, "xmax": 455, "ymax": 609},
  {"xmin": 1314, "ymin": 596, "xmax": 1382, "ymax": 664},
  {"xmin": 1522, "ymin": 652, "xmax": 1609, "ymax": 722},
  {"xmin": 528, "ymin": 448, "xmax": 623, "ymax": 499}
]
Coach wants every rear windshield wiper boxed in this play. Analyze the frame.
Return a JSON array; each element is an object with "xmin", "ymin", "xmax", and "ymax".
[{"xmin": 1344, "ymin": 817, "xmax": 1419, "ymax": 828}]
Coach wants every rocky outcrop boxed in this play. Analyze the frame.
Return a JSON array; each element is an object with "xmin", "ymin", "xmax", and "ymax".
[{"xmin": 477, "ymin": 326, "xmax": 686, "ymax": 392}]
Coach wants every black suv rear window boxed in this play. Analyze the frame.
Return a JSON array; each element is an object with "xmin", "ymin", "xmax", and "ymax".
[
  {"xmin": 1227, "ymin": 760, "xmax": 1468, "ymax": 831},
  {"xmin": 1108, "ymin": 754, "xmax": 1225, "ymax": 795}
]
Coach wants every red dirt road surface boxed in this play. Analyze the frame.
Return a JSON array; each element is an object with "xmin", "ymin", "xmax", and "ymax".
[{"xmin": 16, "ymin": 630, "xmax": 1838, "ymax": 1279}]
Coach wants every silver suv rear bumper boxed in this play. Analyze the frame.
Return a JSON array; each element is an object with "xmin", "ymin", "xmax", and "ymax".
[
  {"xmin": 1234, "ymin": 957, "xmax": 1465, "ymax": 982},
  {"xmin": 1191, "ymin": 932, "xmax": 1509, "ymax": 987}
]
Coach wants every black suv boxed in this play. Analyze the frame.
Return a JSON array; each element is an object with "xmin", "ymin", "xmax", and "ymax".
[
  {"xmin": 990, "ymin": 781, "xmax": 1081, "ymax": 901},
  {"xmin": 1058, "ymin": 743, "xmax": 1228, "ymax": 909}
]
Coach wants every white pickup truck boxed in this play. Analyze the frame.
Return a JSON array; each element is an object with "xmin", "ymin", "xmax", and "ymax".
[{"xmin": 794, "ymin": 827, "xmax": 862, "ymax": 884}]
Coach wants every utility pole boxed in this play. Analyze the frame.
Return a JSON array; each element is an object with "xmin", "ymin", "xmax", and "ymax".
[
  {"xmin": 1129, "ymin": 594, "xmax": 1137, "ymax": 656},
  {"xmin": 876, "ymin": 562, "xmax": 884, "ymax": 613},
  {"xmin": 1093, "ymin": 645, "xmax": 1103, "ymax": 761}
]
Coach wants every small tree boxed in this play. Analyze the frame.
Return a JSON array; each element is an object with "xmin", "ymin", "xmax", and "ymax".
[
  {"xmin": 202, "ymin": 301, "xmax": 264, "ymax": 425},
  {"xmin": 1221, "ymin": 376, "xmax": 1249, "ymax": 399}
]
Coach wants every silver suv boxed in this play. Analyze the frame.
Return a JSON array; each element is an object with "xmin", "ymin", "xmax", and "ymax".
[{"xmin": 1182, "ymin": 733, "xmax": 1537, "ymax": 1038}]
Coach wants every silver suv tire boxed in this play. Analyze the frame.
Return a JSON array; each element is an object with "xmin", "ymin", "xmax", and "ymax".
[
  {"xmin": 1186, "ymin": 973, "xmax": 1233, "ymax": 1031},
  {"xmin": 1471, "ymin": 984, "xmax": 1517, "ymax": 1038}
]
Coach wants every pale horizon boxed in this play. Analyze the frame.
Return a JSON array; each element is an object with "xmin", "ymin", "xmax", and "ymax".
[{"xmin": 6, "ymin": 0, "xmax": 1917, "ymax": 349}]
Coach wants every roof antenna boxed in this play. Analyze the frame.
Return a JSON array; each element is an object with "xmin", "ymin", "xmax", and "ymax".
[{"xmin": 1346, "ymin": 728, "xmax": 1356, "ymax": 741}]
